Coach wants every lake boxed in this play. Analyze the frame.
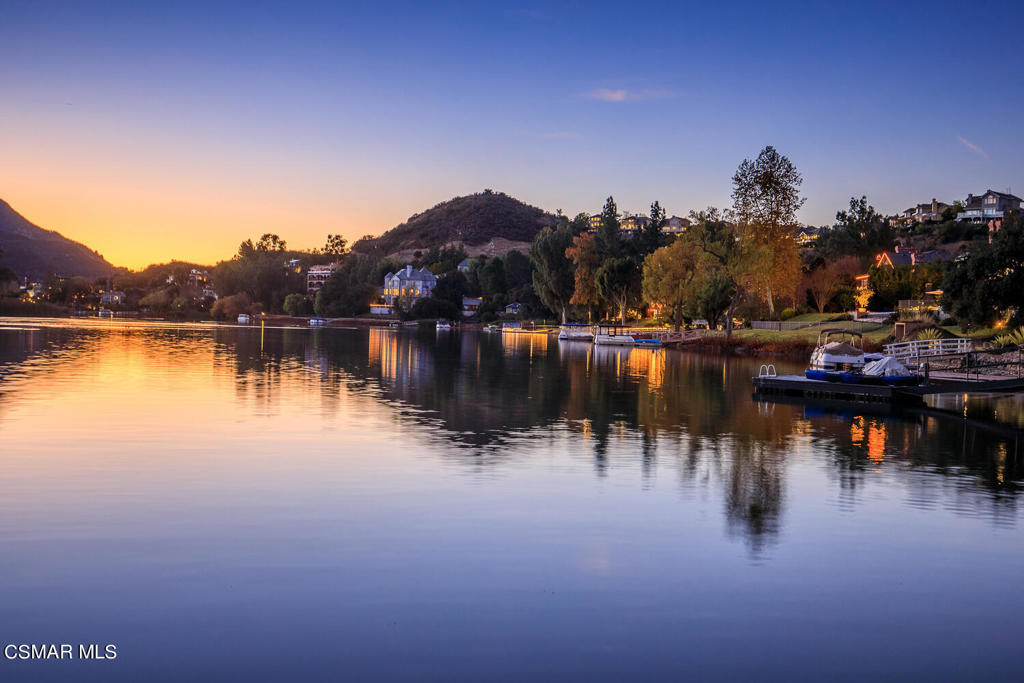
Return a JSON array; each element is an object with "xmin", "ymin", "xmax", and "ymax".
[{"xmin": 1, "ymin": 318, "xmax": 1022, "ymax": 681}]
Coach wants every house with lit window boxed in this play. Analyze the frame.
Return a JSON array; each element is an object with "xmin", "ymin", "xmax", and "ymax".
[
  {"xmin": 957, "ymin": 190, "xmax": 1024, "ymax": 223},
  {"xmin": 661, "ymin": 216, "xmax": 691, "ymax": 235},
  {"xmin": 620, "ymin": 214, "xmax": 650, "ymax": 233},
  {"xmin": 381, "ymin": 265, "xmax": 437, "ymax": 306},
  {"xmin": 307, "ymin": 263, "xmax": 340, "ymax": 294}
]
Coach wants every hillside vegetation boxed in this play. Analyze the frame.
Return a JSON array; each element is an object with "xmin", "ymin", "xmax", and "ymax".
[
  {"xmin": 0, "ymin": 199, "xmax": 115, "ymax": 279},
  {"xmin": 352, "ymin": 190, "xmax": 557, "ymax": 257}
]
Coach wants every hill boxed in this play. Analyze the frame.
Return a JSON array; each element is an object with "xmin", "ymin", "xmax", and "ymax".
[
  {"xmin": 0, "ymin": 199, "xmax": 116, "ymax": 280},
  {"xmin": 352, "ymin": 190, "xmax": 557, "ymax": 258}
]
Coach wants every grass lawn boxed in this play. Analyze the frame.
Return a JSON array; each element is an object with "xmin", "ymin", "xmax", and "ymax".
[
  {"xmin": 734, "ymin": 321, "xmax": 890, "ymax": 345},
  {"xmin": 939, "ymin": 325, "xmax": 999, "ymax": 341}
]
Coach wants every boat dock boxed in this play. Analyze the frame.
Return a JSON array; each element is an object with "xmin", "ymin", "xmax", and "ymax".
[
  {"xmin": 753, "ymin": 372, "xmax": 1024, "ymax": 405},
  {"xmin": 753, "ymin": 374, "xmax": 920, "ymax": 404}
]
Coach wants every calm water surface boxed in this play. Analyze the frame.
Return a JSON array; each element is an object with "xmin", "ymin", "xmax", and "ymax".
[{"xmin": 1, "ymin": 318, "xmax": 1022, "ymax": 681}]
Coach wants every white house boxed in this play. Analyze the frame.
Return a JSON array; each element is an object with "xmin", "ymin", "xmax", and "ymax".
[{"xmin": 382, "ymin": 265, "xmax": 437, "ymax": 306}]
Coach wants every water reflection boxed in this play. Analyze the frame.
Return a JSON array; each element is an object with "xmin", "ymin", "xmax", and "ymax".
[
  {"xmin": 3, "ymin": 318, "xmax": 1024, "ymax": 680},
  {"xmin": 2, "ymin": 319, "xmax": 1021, "ymax": 553}
]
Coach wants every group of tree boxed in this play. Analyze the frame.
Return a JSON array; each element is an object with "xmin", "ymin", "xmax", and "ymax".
[{"xmin": 942, "ymin": 211, "xmax": 1024, "ymax": 329}]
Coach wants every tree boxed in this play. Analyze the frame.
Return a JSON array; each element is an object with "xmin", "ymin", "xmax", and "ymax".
[
  {"xmin": 566, "ymin": 232, "xmax": 602, "ymax": 321},
  {"xmin": 321, "ymin": 234, "xmax": 348, "ymax": 257},
  {"xmin": 315, "ymin": 253, "xmax": 397, "ymax": 317},
  {"xmin": 868, "ymin": 263, "xmax": 941, "ymax": 311},
  {"xmin": 596, "ymin": 257, "xmax": 640, "ymax": 324},
  {"xmin": 695, "ymin": 270, "xmax": 735, "ymax": 328},
  {"xmin": 942, "ymin": 212, "xmax": 1024, "ymax": 328},
  {"xmin": 640, "ymin": 201, "xmax": 666, "ymax": 256},
  {"xmin": 283, "ymin": 293, "xmax": 311, "ymax": 317},
  {"xmin": 731, "ymin": 145, "xmax": 805, "ymax": 316},
  {"xmin": 817, "ymin": 196, "xmax": 894, "ymax": 259},
  {"xmin": 530, "ymin": 225, "xmax": 575, "ymax": 323},
  {"xmin": 805, "ymin": 256, "xmax": 861, "ymax": 313},
  {"xmin": 211, "ymin": 293, "xmax": 252, "ymax": 320},
  {"xmin": 433, "ymin": 271, "xmax": 468, "ymax": 310},
  {"xmin": 686, "ymin": 207, "xmax": 767, "ymax": 337},
  {"xmin": 410, "ymin": 297, "xmax": 459, "ymax": 320},
  {"xmin": 595, "ymin": 196, "xmax": 621, "ymax": 259},
  {"xmin": 569, "ymin": 212, "xmax": 591, "ymax": 236},
  {"xmin": 642, "ymin": 239, "xmax": 701, "ymax": 330}
]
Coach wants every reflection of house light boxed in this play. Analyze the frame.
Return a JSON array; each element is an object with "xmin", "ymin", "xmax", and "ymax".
[
  {"xmin": 850, "ymin": 416, "xmax": 865, "ymax": 445},
  {"xmin": 582, "ymin": 418, "xmax": 592, "ymax": 439},
  {"xmin": 867, "ymin": 421, "xmax": 887, "ymax": 464},
  {"xmin": 997, "ymin": 443, "xmax": 1007, "ymax": 484}
]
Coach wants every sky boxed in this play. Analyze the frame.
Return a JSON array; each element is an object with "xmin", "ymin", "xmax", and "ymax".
[{"xmin": 1, "ymin": 0, "xmax": 1022, "ymax": 269}]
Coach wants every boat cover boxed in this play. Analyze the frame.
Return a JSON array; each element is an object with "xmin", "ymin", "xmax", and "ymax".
[
  {"xmin": 863, "ymin": 356, "xmax": 911, "ymax": 377},
  {"xmin": 823, "ymin": 341, "xmax": 863, "ymax": 356}
]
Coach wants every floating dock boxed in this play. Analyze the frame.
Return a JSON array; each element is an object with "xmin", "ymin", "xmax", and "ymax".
[
  {"xmin": 753, "ymin": 373, "xmax": 1024, "ymax": 405},
  {"xmin": 753, "ymin": 374, "xmax": 921, "ymax": 404}
]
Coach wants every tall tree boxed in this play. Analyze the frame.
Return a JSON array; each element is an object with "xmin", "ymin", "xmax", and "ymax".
[
  {"xmin": 530, "ymin": 225, "xmax": 575, "ymax": 323},
  {"xmin": 566, "ymin": 232, "xmax": 602, "ymax": 321},
  {"xmin": 804, "ymin": 256, "xmax": 860, "ymax": 313},
  {"xmin": 321, "ymin": 233, "xmax": 349, "ymax": 258},
  {"xmin": 817, "ymin": 196, "xmax": 894, "ymax": 259},
  {"xmin": 687, "ymin": 207, "xmax": 764, "ymax": 337},
  {"xmin": 596, "ymin": 257, "xmax": 640, "ymax": 325},
  {"xmin": 731, "ymin": 145, "xmax": 805, "ymax": 316},
  {"xmin": 639, "ymin": 201, "xmax": 666, "ymax": 255},
  {"xmin": 642, "ymin": 239, "xmax": 701, "ymax": 330},
  {"xmin": 595, "ymin": 196, "xmax": 621, "ymax": 259}
]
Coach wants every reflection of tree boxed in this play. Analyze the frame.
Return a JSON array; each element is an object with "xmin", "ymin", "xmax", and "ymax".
[
  {"xmin": 723, "ymin": 439, "xmax": 784, "ymax": 553},
  {"xmin": 6, "ymin": 322, "xmax": 1022, "ymax": 554}
]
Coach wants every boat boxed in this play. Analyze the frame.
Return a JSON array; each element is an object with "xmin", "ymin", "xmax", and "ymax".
[
  {"xmin": 435, "ymin": 320, "xmax": 452, "ymax": 330},
  {"xmin": 483, "ymin": 324, "xmax": 499, "ymax": 332},
  {"xmin": 593, "ymin": 324, "xmax": 663, "ymax": 348},
  {"xmin": 501, "ymin": 322, "xmax": 523, "ymax": 333},
  {"xmin": 309, "ymin": 316, "xmax": 327, "ymax": 327},
  {"xmin": 558, "ymin": 323, "xmax": 594, "ymax": 341},
  {"xmin": 805, "ymin": 329, "xmax": 920, "ymax": 386},
  {"xmin": 237, "ymin": 313, "xmax": 251, "ymax": 324}
]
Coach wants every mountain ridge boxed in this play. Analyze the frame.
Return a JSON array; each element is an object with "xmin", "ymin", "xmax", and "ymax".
[
  {"xmin": 0, "ymin": 199, "xmax": 116, "ymax": 280},
  {"xmin": 352, "ymin": 190, "xmax": 558, "ymax": 257}
]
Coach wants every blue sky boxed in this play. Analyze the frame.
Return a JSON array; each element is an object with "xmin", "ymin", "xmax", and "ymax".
[{"xmin": 1, "ymin": 0, "xmax": 1021, "ymax": 266}]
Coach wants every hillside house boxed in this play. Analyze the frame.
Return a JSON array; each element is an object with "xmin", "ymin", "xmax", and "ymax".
[
  {"xmin": 382, "ymin": 265, "xmax": 436, "ymax": 306},
  {"xmin": 661, "ymin": 216, "xmax": 691, "ymax": 235},
  {"xmin": 307, "ymin": 263, "xmax": 340, "ymax": 294},
  {"xmin": 957, "ymin": 190, "xmax": 1024, "ymax": 222},
  {"xmin": 462, "ymin": 296, "xmax": 483, "ymax": 318},
  {"xmin": 901, "ymin": 199, "xmax": 950, "ymax": 225},
  {"xmin": 99, "ymin": 290, "xmax": 126, "ymax": 306}
]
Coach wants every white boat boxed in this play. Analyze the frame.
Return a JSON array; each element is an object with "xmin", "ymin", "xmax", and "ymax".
[
  {"xmin": 237, "ymin": 313, "xmax": 251, "ymax": 324},
  {"xmin": 593, "ymin": 324, "xmax": 663, "ymax": 348},
  {"xmin": 558, "ymin": 323, "xmax": 594, "ymax": 341},
  {"xmin": 435, "ymin": 320, "xmax": 452, "ymax": 330},
  {"xmin": 309, "ymin": 316, "xmax": 326, "ymax": 327},
  {"xmin": 807, "ymin": 329, "xmax": 880, "ymax": 372},
  {"xmin": 805, "ymin": 329, "xmax": 920, "ymax": 386}
]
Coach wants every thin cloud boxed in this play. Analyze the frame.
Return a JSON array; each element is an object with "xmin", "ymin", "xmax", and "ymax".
[
  {"xmin": 957, "ymin": 135, "xmax": 989, "ymax": 159},
  {"xmin": 540, "ymin": 131, "xmax": 581, "ymax": 139},
  {"xmin": 582, "ymin": 88, "xmax": 677, "ymax": 103}
]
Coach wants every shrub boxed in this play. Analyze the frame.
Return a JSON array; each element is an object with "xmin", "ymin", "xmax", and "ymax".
[
  {"xmin": 915, "ymin": 328, "xmax": 942, "ymax": 341},
  {"xmin": 780, "ymin": 307, "xmax": 797, "ymax": 321},
  {"xmin": 992, "ymin": 327, "xmax": 1024, "ymax": 349}
]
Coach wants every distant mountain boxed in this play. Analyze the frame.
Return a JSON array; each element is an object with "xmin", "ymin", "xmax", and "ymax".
[
  {"xmin": 0, "ymin": 199, "xmax": 115, "ymax": 280},
  {"xmin": 352, "ymin": 190, "xmax": 558, "ymax": 258}
]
